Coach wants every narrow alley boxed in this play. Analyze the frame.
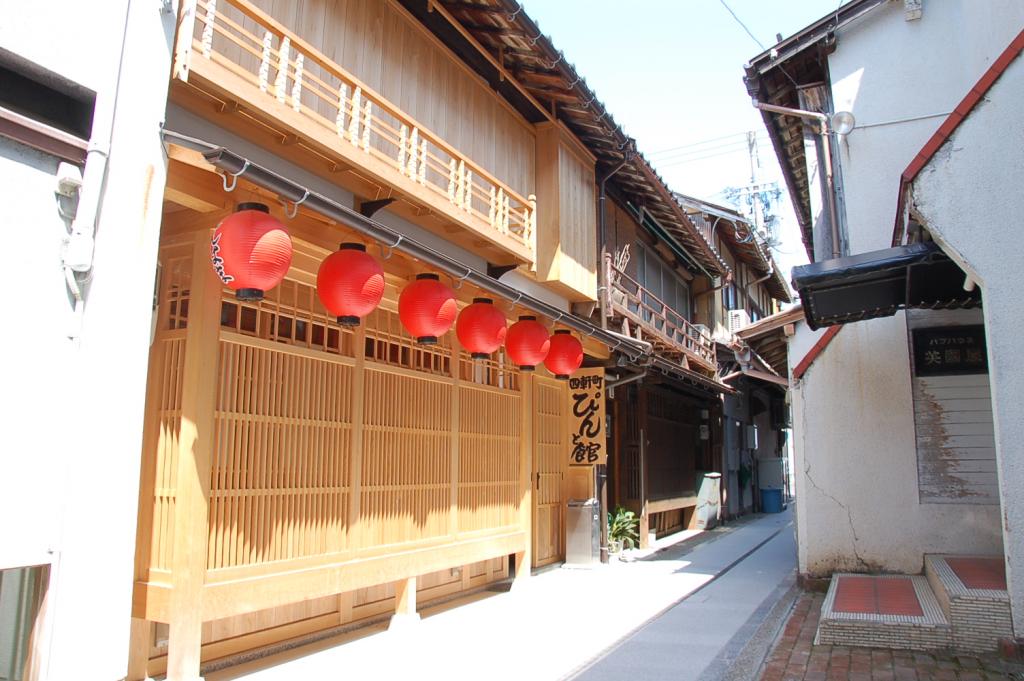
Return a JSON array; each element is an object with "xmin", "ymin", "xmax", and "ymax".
[{"xmin": 207, "ymin": 513, "xmax": 796, "ymax": 681}]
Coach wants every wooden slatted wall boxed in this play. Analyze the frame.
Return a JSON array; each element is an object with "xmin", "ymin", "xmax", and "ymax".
[
  {"xmin": 209, "ymin": 337, "xmax": 355, "ymax": 568},
  {"xmin": 136, "ymin": 244, "xmax": 532, "ymax": 668},
  {"xmin": 532, "ymin": 376, "xmax": 565, "ymax": 566},
  {"xmin": 135, "ymin": 251, "xmax": 192, "ymax": 583},
  {"xmin": 908, "ymin": 309, "xmax": 997, "ymax": 504}
]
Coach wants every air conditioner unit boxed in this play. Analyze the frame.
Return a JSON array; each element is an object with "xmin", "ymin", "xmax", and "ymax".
[
  {"xmin": 728, "ymin": 309, "xmax": 751, "ymax": 333},
  {"xmin": 689, "ymin": 324, "xmax": 710, "ymax": 339}
]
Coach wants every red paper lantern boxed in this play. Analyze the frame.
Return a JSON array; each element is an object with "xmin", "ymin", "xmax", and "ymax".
[
  {"xmin": 316, "ymin": 243, "xmax": 385, "ymax": 326},
  {"xmin": 456, "ymin": 298, "xmax": 507, "ymax": 359},
  {"xmin": 211, "ymin": 202, "xmax": 292, "ymax": 300},
  {"xmin": 544, "ymin": 329, "xmax": 583, "ymax": 379},
  {"xmin": 398, "ymin": 273, "xmax": 457, "ymax": 344},
  {"xmin": 505, "ymin": 315, "xmax": 550, "ymax": 371}
]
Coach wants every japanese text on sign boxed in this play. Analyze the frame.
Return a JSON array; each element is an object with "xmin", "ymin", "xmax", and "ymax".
[
  {"xmin": 912, "ymin": 325, "xmax": 988, "ymax": 377},
  {"xmin": 567, "ymin": 369, "xmax": 606, "ymax": 466}
]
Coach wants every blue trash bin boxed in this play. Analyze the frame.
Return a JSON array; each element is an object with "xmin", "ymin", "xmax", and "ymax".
[{"xmin": 761, "ymin": 488, "xmax": 783, "ymax": 514}]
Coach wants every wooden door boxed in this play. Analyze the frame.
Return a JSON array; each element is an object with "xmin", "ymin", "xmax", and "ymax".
[{"xmin": 532, "ymin": 376, "xmax": 566, "ymax": 566}]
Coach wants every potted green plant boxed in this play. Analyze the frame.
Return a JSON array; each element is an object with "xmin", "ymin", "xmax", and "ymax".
[{"xmin": 608, "ymin": 505, "xmax": 640, "ymax": 554}]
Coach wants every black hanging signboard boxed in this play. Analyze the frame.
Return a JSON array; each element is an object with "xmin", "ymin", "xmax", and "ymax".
[{"xmin": 912, "ymin": 325, "xmax": 987, "ymax": 377}]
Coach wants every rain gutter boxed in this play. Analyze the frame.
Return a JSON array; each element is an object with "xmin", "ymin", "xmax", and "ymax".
[{"xmin": 163, "ymin": 130, "xmax": 652, "ymax": 362}]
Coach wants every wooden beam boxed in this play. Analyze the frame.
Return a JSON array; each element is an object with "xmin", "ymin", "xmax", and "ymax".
[
  {"xmin": 390, "ymin": 575, "xmax": 422, "ymax": 632},
  {"xmin": 514, "ymin": 69, "xmax": 567, "ymax": 89},
  {"xmin": 165, "ymin": 230, "xmax": 223, "ymax": 680},
  {"xmin": 164, "ymin": 160, "xmax": 229, "ymax": 213},
  {"xmin": 516, "ymin": 372, "xmax": 534, "ymax": 584},
  {"xmin": 172, "ymin": 0, "xmax": 198, "ymax": 82}
]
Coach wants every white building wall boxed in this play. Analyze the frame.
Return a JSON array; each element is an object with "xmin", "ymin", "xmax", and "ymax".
[
  {"xmin": 911, "ymin": 53, "xmax": 1024, "ymax": 634},
  {"xmin": 789, "ymin": 0, "xmax": 1021, "ymax": 578},
  {"xmin": 0, "ymin": 1, "xmax": 176, "ymax": 678}
]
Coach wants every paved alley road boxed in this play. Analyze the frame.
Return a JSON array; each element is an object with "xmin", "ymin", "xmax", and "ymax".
[
  {"xmin": 208, "ymin": 510, "xmax": 797, "ymax": 681},
  {"xmin": 571, "ymin": 514, "xmax": 797, "ymax": 681}
]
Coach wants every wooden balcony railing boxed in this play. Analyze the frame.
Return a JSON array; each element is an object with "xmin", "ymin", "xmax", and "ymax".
[
  {"xmin": 182, "ymin": 0, "xmax": 536, "ymax": 262},
  {"xmin": 602, "ymin": 255, "xmax": 716, "ymax": 372}
]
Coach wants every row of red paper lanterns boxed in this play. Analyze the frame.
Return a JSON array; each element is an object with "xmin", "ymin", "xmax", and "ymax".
[{"xmin": 210, "ymin": 204, "xmax": 583, "ymax": 378}]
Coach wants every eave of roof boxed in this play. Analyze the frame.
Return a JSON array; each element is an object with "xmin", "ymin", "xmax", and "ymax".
[
  {"xmin": 675, "ymin": 193, "xmax": 793, "ymax": 303},
  {"xmin": 412, "ymin": 0, "xmax": 730, "ymax": 276},
  {"xmin": 892, "ymin": 28, "xmax": 1024, "ymax": 246},
  {"xmin": 744, "ymin": 0, "xmax": 887, "ymax": 78},
  {"xmin": 743, "ymin": 0, "xmax": 889, "ymax": 262}
]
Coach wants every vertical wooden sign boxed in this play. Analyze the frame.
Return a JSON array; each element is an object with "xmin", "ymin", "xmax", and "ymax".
[{"xmin": 567, "ymin": 368, "xmax": 606, "ymax": 466}]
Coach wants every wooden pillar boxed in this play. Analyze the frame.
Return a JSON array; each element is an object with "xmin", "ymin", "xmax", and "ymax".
[
  {"xmin": 389, "ymin": 577, "xmax": 420, "ymax": 630},
  {"xmin": 449, "ymin": 337, "xmax": 461, "ymax": 539},
  {"xmin": 166, "ymin": 231, "xmax": 222, "ymax": 680},
  {"xmin": 638, "ymin": 386, "xmax": 651, "ymax": 549},
  {"xmin": 125, "ymin": 618, "xmax": 152, "ymax": 681},
  {"xmin": 514, "ymin": 373, "xmax": 534, "ymax": 586},
  {"xmin": 347, "ymin": 323, "xmax": 366, "ymax": 553},
  {"xmin": 337, "ymin": 592, "xmax": 353, "ymax": 626}
]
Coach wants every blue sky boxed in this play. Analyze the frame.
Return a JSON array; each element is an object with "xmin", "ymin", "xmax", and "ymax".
[{"xmin": 520, "ymin": 0, "xmax": 847, "ymax": 277}]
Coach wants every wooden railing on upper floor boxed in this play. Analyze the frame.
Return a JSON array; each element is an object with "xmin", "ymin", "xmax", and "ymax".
[
  {"xmin": 602, "ymin": 255, "xmax": 716, "ymax": 372},
  {"xmin": 182, "ymin": 0, "xmax": 536, "ymax": 262}
]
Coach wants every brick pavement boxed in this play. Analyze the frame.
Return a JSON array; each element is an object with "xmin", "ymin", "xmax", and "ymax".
[{"xmin": 760, "ymin": 593, "xmax": 1024, "ymax": 681}]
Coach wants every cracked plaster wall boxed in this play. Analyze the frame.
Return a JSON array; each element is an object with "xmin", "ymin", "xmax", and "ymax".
[
  {"xmin": 789, "ymin": 319, "xmax": 1001, "ymax": 578},
  {"xmin": 910, "ymin": 53, "xmax": 1024, "ymax": 635}
]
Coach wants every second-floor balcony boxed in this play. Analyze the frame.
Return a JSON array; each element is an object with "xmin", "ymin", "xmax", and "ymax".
[
  {"xmin": 601, "ymin": 255, "xmax": 716, "ymax": 375},
  {"xmin": 178, "ymin": 0, "xmax": 536, "ymax": 265}
]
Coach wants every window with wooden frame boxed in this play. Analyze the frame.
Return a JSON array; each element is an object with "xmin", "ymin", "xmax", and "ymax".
[{"xmin": 635, "ymin": 242, "xmax": 692, "ymax": 322}]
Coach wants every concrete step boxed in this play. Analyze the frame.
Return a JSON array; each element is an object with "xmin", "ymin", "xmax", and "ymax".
[
  {"xmin": 925, "ymin": 554, "xmax": 1012, "ymax": 652},
  {"xmin": 817, "ymin": 574, "xmax": 952, "ymax": 651}
]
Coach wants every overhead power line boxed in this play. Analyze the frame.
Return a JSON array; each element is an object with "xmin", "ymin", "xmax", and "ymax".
[
  {"xmin": 718, "ymin": 0, "xmax": 766, "ymax": 50},
  {"xmin": 646, "ymin": 131, "xmax": 750, "ymax": 157}
]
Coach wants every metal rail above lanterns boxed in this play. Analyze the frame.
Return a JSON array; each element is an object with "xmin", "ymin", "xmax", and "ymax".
[{"xmin": 166, "ymin": 132, "xmax": 653, "ymax": 364}]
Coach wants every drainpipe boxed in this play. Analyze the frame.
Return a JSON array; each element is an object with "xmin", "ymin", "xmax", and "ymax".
[
  {"xmin": 605, "ymin": 369, "xmax": 647, "ymax": 391},
  {"xmin": 695, "ymin": 271, "xmax": 734, "ymax": 301},
  {"xmin": 60, "ymin": 3, "xmax": 133, "ymax": 340},
  {"xmin": 753, "ymin": 101, "xmax": 841, "ymax": 259},
  {"xmin": 596, "ymin": 147, "xmax": 634, "ymax": 566},
  {"xmin": 745, "ymin": 264, "xmax": 773, "ymax": 302}
]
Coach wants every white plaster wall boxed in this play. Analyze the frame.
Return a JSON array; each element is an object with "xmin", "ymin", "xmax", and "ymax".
[
  {"xmin": 0, "ymin": 141, "xmax": 72, "ymax": 571},
  {"xmin": 788, "ymin": 318, "xmax": 1002, "ymax": 576},
  {"xmin": 787, "ymin": 0, "xmax": 1021, "ymax": 578},
  {"xmin": 911, "ymin": 54, "xmax": 1024, "ymax": 634},
  {"xmin": 0, "ymin": 1, "xmax": 125, "ymax": 94},
  {"xmin": 829, "ymin": 0, "xmax": 1024, "ymax": 253},
  {"xmin": 0, "ymin": 1, "xmax": 176, "ymax": 678}
]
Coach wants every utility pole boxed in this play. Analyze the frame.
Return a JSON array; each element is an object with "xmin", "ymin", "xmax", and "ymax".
[{"xmin": 747, "ymin": 130, "xmax": 762, "ymax": 236}]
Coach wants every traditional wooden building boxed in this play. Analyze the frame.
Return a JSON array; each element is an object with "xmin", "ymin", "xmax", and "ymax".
[
  {"xmin": 597, "ymin": 190, "xmax": 731, "ymax": 545},
  {"xmin": 118, "ymin": 1, "xmax": 735, "ymax": 678},
  {"xmin": 677, "ymin": 195, "xmax": 792, "ymax": 519}
]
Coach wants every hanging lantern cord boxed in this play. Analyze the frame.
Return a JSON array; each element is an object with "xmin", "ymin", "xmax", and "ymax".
[
  {"xmin": 452, "ymin": 267, "xmax": 472, "ymax": 289},
  {"xmin": 381, "ymin": 234, "xmax": 403, "ymax": 260},
  {"xmin": 281, "ymin": 189, "xmax": 310, "ymax": 219},
  {"xmin": 221, "ymin": 160, "xmax": 250, "ymax": 192}
]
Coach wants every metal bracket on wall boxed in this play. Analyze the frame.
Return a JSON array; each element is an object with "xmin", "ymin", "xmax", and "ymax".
[
  {"xmin": 486, "ymin": 263, "xmax": 518, "ymax": 279},
  {"xmin": 359, "ymin": 198, "xmax": 396, "ymax": 218}
]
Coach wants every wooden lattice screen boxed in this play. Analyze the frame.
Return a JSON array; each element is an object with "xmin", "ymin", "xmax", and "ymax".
[{"xmin": 137, "ymin": 246, "xmax": 528, "ymax": 600}]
